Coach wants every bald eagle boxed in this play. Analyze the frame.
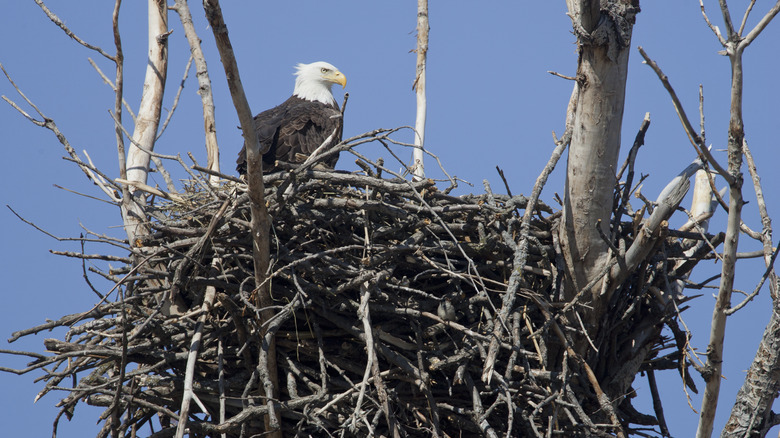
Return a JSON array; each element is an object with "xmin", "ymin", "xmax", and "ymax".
[{"xmin": 236, "ymin": 61, "xmax": 347, "ymax": 175}]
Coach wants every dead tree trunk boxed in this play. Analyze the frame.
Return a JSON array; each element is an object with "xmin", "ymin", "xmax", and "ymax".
[
  {"xmin": 411, "ymin": 0, "xmax": 428, "ymax": 180},
  {"xmin": 722, "ymin": 137, "xmax": 780, "ymax": 438},
  {"xmin": 120, "ymin": 0, "xmax": 168, "ymax": 246},
  {"xmin": 709, "ymin": 3, "xmax": 780, "ymax": 436},
  {"xmin": 114, "ymin": 0, "xmax": 188, "ymax": 318},
  {"xmin": 560, "ymin": 0, "xmax": 639, "ymax": 332}
]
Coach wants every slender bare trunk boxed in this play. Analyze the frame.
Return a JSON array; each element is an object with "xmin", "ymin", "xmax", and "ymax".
[
  {"xmin": 717, "ymin": 4, "xmax": 780, "ymax": 435},
  {"xmin": 696, "ymin": 1, "xmax": 763, "ymax": 431},
  {"xmin": 172, "ymin": 0, "xmax": 220, "ymax": 184},
  {"xmin": 121, "ymin": 0, "xmax": 168, "ymax": 245},
  {"xmin": 412, "ymin": 0, "xmax": 428, "ymax": 180}
]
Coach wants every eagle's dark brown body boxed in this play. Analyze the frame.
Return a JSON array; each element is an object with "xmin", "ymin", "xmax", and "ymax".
[{"xmin": 236, "ymin": 95, "xmax": 342, "ymax": 175}]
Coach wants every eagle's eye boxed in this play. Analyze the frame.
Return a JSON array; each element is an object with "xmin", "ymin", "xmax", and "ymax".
[{"xmin": 320, "ymin": 67, "xmax": 329, "ymax": 74}]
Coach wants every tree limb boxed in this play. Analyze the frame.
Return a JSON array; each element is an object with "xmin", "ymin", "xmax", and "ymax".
[
  {"xmin": 172, "ymin": 0, "xmax": 221, "ymax": 183},
  {"xmin": 201, "ymin": 1, "xmax": 277, "ymax": 435}
]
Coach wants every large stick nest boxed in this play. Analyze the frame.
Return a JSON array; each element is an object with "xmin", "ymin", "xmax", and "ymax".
[{"xmin": 6, "ymin": 137, "xmax": 714, "ymax": 437}]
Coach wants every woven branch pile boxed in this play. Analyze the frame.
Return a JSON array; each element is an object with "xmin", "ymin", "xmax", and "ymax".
[{"xmin": 5, "ymin": 142, "xmax": 716, "ymax": 437}]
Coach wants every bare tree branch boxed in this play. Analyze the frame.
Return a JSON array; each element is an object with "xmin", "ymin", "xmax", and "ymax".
[
  {"xmin": 32, "ymin": 0, "xmax": 116, "ymax": 61},
  {"xmin": 201, "ymin": 1, "xmax": 277, "ymax": 435},
  {"xmin": 717, "ymin": 0, "xmax": 737, "ymax": 38},
  {"xmin": 637, "ymin": 46, "xmax": 732, "ymax": 185},
  {"xmin": 88, "ymin": 58, "xmax": 137, "ymax": 122},
  {"xmin": 156, "ymin": 54, "xmax": 193, "ymax": 141},
  {"xmin": 699, "ymin": 0, "xmax": 728, "ymax": 46},
  {"xmin": 172, "ymin": 0, "xmax": 221, "ymax": 183},
  {"xmin": 696, "ymin": 1, "xmax": 759, "ymax": 435},
  {"xmin": 738, "ymin": 0, "xmax": 758, "ymax": 36},
  {"xmin": 741, "ymin": 1, "xmax": 780, "ymax": 48},
  {"xmin": 1, "ymin": 63, "xmax": 116, "ymax": 197},
  {"xmin": 481, "ymin": 83, "xmax": 575, "ymax": 383},
  {"xmin": 112, "ymin": 0, "xmax": 127, "ymax": 187}
]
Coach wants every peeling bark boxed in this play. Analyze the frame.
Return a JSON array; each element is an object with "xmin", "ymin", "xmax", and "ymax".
[{"xmin": 560, "ymin": 0, "xmax": 639, "ymax": 325}]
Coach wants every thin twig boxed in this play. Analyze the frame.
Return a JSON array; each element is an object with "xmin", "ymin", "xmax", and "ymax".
[
  {"xmin": 637, "ymin": 46, "xmax": 732, "ymax": 185},
  {"xmin": 32, "ymin": 0, "xmax": 116, "ymax": 60}
]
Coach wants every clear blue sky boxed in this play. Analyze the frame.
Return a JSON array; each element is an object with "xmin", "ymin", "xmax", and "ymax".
[{"xmin": 1, "ymin": 1, "xmax": 778, "ymax": 436}]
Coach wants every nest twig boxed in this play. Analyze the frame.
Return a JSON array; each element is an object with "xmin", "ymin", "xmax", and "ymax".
[{"xmin": 3, "ymin": 136, "xmax": 719, "ymax": 437}]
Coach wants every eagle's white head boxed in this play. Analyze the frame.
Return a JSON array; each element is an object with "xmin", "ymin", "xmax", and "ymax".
[{"xmin": 293, "ymin": 61, "xmax": 347, "ymax": 105}]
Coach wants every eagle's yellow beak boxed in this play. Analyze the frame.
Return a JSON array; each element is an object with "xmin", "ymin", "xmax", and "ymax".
[{"xmin": 328, "ymin": 70, "xmax": 347, "ymax": 88}]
